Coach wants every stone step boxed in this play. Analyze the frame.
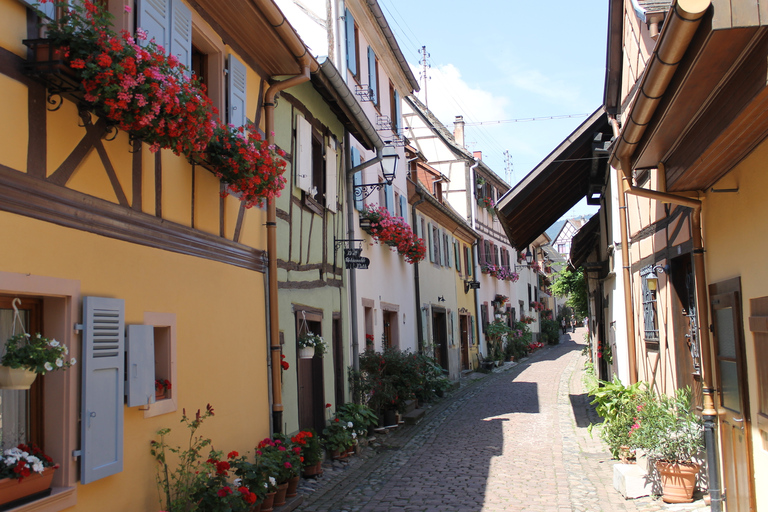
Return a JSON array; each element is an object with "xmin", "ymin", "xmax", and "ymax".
[
  {"xmin": 401, "ymin": 408, "xmax": 425, "ymax": 425},
  {"xmin": 402, "ymin": 399, "xmax": 418, "ymax": 414}
]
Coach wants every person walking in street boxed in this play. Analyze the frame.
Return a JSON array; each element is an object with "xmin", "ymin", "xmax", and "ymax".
[{"xmin": 561, "ymin": 317, "xmax": 567, "ymax": 334}]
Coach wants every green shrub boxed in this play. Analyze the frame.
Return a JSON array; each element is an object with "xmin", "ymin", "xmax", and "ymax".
[
  {"xmin": 587, "ymin": 376, "xmax": 644, "ymax": 458},
  {"xmin": 541, "ymin": 319, "xmax": 560, "ymax": 345}
]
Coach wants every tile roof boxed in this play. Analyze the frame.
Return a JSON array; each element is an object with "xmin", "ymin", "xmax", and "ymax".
[{"xmin": 637, "ymin": 0, "xmax": 672, "ymax": 14}]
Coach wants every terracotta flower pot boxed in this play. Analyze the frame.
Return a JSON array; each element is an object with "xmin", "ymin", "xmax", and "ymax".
[
  {"xmin": 286, "ymin": 475, "xmax": 300, "ymax": 498},
  {"xmin": 655, "ymin": 461, "xmax": 700, "ymax": 503},
  {"xmin": 302, "ymin": 461, "xmax": 323, "ymax": 478},
  {"xmin": 260, "ymin": 491, "xmax": 276, "ymax": 512},
  {"xmin": 0, "ymin": 466, "xmax": 56, "ymax": 508},
  {"xmin": 330, "ymin": 449, "xmax": 349, "ymax": 460},
  {"xmin": 0, "ymin": 366, "xmax": 38, "ymax": 390},
  {"xmin": 273, "ymin": 482, "xmax": 289, "ymax": 507}
]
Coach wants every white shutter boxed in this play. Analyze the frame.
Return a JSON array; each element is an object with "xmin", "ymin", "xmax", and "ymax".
[
  {"xmin": 345, "ymin": 8, "xmax": 356, "ymax": 75},
  {"xmin": 296, "ymin": 115, "xmax": 312, "ymax": 193},
  {"xmin": 325, "ymin": 142, "xmax": 338, "ymax": 212},
  {"xmin": 228, "ymin": 54, "xmax": 247, "ymax": 128},
  {"xmin": 125, "ymin": 325, "xmax": 155, "ymax": 408},
  {"xmin": 137, "ymin": 0, "xmax": 169, "ymax": 49},
  {"xmin": 81, "ymin": 297, "xmax": 125, "ymax": 484},
  {"xmin": 421, "ymin": 307, "xmax": 429, "ymax": 350},
  {"xmin": 169, "ymin": 0, "xmax": 192, "ymax": 71},
  {"xmin": 351, "ymin": 147, "xmax": 363, "ymax": 211}
]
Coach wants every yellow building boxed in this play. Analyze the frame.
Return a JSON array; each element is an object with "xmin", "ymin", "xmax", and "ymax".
[{"xmin": 0, "ymin": 0, "xmax": 339, "ymax": 510}]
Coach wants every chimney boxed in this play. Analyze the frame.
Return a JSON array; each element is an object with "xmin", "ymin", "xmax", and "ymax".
[
  {"xmin": 473, "ymin": 151, "xmax": 482, "ymax": 161},
  {"xmin": 453, "ymin": 115, "xmax": 465, "ymax": 147}
]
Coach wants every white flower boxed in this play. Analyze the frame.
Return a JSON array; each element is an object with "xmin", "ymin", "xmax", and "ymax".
[
  {"xmin": 49, "ymin": 339, "xmax": 60, "ymax": 347},
  {"xmin": 70, "ymin": 357, "xmax": 77, "ymax": 365},
  {"xmin": 31, "ymin": 461, "xmax": 44, "ymax": 473},
  {"xmin": 234, "ymin": 478, "xmax": 242, "ymax": 486},
  {"xmin": 269, "ymin": 476, "xmax": 276, "ymax": 487},
  {"xmin": 352, "ymin": 432, "xmax": 357, "ymax": 439},
  {"xmin": 44, "ymin": 362, "xmax": 53, "ymax": 372},
  {"xmin": 56, "ymin": 358, "xmax": 64, "ymax": 367},
  {"xmin": 63, "ymin": 345, "xmax": 69, "ymax": 355},
  {"xmin": 347, "ymin": 422, "xmax": 353, "ymax": 428}
]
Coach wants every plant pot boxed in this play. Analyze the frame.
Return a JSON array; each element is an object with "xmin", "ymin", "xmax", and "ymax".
[
  {"xmin": 286, "ymin": 475, "xmax": 300, "ymax": 498},
  {"xmin": 655, "ymin": 461, "xmax": 700, "ymax": 503},
  {"xmin": 260, "ymin": 491, "xmax": 276, "ymax": 512},
  {"xmin": 298, "ymin": 346, "xmax": 315, "ymax": 359},
  {"xmin": 302, "ymin": 461, "xmax": 323, "ymax": 478},
  {"xmin": 155, "ymin": 389, "xmax": 166, "ymax": 401},
  {"xmin": 273, "ymin": 482, "xmax": 289, "ymax": 507},
  {"xmin": 330, "ymin": 449, "xmax": 349, "ymax": 460},
  {"xmin": 381, "ymin": 408, "xmax": 397, "ymax": 427},
  {"xmin": 0, "ymin": 466, "xmax": 56, "ymax": 508},
  {"xmin": 0, "ymin": 366, "xmax": 38, "ymax": 390}
]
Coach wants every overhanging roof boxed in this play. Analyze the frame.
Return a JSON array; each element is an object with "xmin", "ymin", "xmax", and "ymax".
[
  {"xmin": 495, "ymin": 107, "xmax": 612, "ymax": 250},
  {"xmin": 569, "ymin": 214, "xmax": 600, "ymax": 269}
]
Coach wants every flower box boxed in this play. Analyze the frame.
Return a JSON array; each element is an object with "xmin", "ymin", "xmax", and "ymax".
[
  {"xmin": 0, "ymin": 466, "xmax": 56, "ymax": 510},
  {"xmin": 22, "ymin": 39, "xmax": 85, "ymax": 108}
]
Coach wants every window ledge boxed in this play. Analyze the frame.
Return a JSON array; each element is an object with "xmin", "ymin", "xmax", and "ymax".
[
  {"xmin": 9, "ymin": 486, "xmax": 76, "ymax": 512},
  {"xmin": 302, "ymin": 195, "xmax": 325, "ymax": 216}
]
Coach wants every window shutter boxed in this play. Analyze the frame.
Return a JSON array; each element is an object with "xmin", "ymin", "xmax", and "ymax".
[
  {"xmin": 345, "ymin": 9, "xmax": 356, "ymax": 75},
  {"xmin": 169, "ymin": 0, "xmax": 192, "ymax": 71},
  {"xmin": 81, "ymin": 297, "xmax": 125, "ymax": 484},
  {"xmin": 296, "ymin": 115, "xmax": 312, "ymax": 193},
  {"xmin": 325, "ymin": 142, "xmax": 338, "ymax": 212},
  {"xmin": 351, "ymin": 147, "xmax": 363, "ymax": 211},
  {"xmin": 137, "ymin": 0, "xmax": 169, "ymax": 49},
  {"xmin": 481, "ymin": 304, "xmax": 488, "ymax": 333},
  {"xmin": 399, "ymin": 194, "xmax": 407, "ymax": 223},
  {"xmin": 227, "ymin": 54, "xmax": 247, "ymax": 128},
  {"xmin": 393, "ymin": 89, "xmax": 401, "ymax": 134},
  {"xmin": 384, "ymin": 183, "xmax": 394, "ymax": 215},
  {"xmin": 478, "ymin": 239, "xmax": 485, "ymax": 265},
  {"xmin": 470, "ymin": 316, "xmax": 476, "ymax": 346},
  {"xmin": 449, "ymin": 311, "xmax": 456, "ymax": 346},
  {"xmin": 455, "ymin": 241, "xmax": 461, "ymax": 272},
  {"xmin": 427, "ymin": 222, "xmax": 434, "ymax": 262},
  {"xmin": 367, "ymin": 46, "xmax": 378, "ymax": 104},
  {"xmin": 421, "ymin": 307, "xmax": 430, "ymax": 349},
  {"xmin": 23, "ymin": 0, "xmax": 55, "ymax": 19},
  {"xmin": 125, "ymin": 325, "xmax": 155, "ymax": 408}
]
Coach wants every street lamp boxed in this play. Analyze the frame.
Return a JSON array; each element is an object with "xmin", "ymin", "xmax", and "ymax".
[
  {"xmin": 515, "ymin": 249, "xmax": 534, "ymax": 271},
  {"xmin": 353, "ymin": 144, "xmax": 399, "ymax": 200}
]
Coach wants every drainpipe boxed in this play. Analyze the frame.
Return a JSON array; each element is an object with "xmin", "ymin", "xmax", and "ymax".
[
  {"xmin": 412, "ymin": 187, "xmax": 427, "ymax": 353},
  {"xmin": 258, "ymin": 0, "xmax": 317, "ymax": 434},
  {"xmin": 468, "ymin": 158, "xmax": 482, "ymax": 354}
]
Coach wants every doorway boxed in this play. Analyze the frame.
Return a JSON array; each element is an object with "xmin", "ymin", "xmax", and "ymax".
[
  {"xmin": 296, "ymin": 312, "xmax": 325, "ymax": 434},
  {"xmin": 382, "ymin": 310, "xmax": 398, "ymax": 349},
  {"xmin": 460, "ymin": 314, "xmax": 470, "ymax": 371},
  {"xmin": 432, "ymin": 308, "xmax": 448, "ymax": 371},
  {"xmin": 709, "ymin": 277, "xmax": 755, "ymax": 512}
]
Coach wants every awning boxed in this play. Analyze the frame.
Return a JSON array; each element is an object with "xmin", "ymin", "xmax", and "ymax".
[{"xmin": 495, "ymin": 107, "xmax": 612, "ymax": 250}]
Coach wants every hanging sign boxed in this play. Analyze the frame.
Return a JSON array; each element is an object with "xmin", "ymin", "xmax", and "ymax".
[{"xmin": 344, "ymin": 248, "xmax": 369, "ymax": 270}]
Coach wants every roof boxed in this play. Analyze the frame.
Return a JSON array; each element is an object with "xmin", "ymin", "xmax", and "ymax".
[
  {"xmin": 365, "ymin": 0, "xmax": 420, "ymax": 93},
  {"xmin": 495, "ymin": 107, "xmax": 612, "ymax": 250},
  {"xmin": 545, "ymin": 220, "xmax": 566, "ymax": 242},
  {"xmin": 569, "ymin": 214, "xmax": 600, "ymax": 269}
]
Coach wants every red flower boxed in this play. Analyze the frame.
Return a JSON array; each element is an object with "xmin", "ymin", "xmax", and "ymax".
[
  {"xmin": 227, "ymin": 451, "xmax": 239, "ymax": 459},
  {"xmin": 325, "ymin": 403, "xmax": 332, "ymax": 408},
  {"xmin": 217, "ymin": 486, "xmax": 232, "ymax": 497}
]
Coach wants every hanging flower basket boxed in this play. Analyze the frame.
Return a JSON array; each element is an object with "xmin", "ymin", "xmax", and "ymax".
[
  {"xmin": 0, "ymin": 366, "xmax": 38, "ymax": 390},
  {"xmin": 298, "ymin": 346, "xmax": 315, "ymax": 359}
]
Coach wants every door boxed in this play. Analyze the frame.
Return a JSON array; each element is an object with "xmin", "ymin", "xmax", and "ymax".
[
  {"xmin": 709, "ymin": 278, "xmax": 755, "ymax": 512},
  {"xmin": 460, "ymin": 315, "xmax": 470, "ymax": 371},
  {"xmin": 332, "ymin": 317, "xmax": 344, "ymax": 408},
  {"xmin": 297, "ymin": 316, "xmax": 325, "ymax": 434},
  {"xmin": 432, "ymin": 309, "xmax": 448, "ymax": 371}
]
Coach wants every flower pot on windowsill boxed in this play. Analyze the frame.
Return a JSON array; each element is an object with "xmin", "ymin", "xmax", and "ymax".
[
  {"xmin": 298, "ymin": 346, "xmax": 315, "ymax": 359},
  {"xmin": 0, "ymin": 366, "xmax": 38, "ymax": 390},
  {"xmin": 0, "ymin": 466, "xmax": 56, "ymax": 509}
]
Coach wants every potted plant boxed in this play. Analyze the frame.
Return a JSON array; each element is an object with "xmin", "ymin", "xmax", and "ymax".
[
  {"xmin": 358, "ymin": 205, "xmax": 426, "ymax": 264},
  {"xmin": 297, "ymin": 332, "xmax": 326, "ymax": 359},
  {"xmin": 587, "ymin": 376, "xmax": 644, "ymax": 461},
  {"xmin": 629, "ymin": 387, "xmax": 704, "ymax": 503},
  {"xmin": 255, "ymin": 437, "xmax": 295, "ymax": 506},
  {"xmin": 0, "ymin": 444, "xmax": 59, "ymax": 508},
  {"xmin": 291, "ymin": 430, "xmax": 323, "ymax": 478},
  {"xmin": 0, "ymin": 333, "xmax": 76, "ymax": 390},
  {"xmin": 321, "ymin": 419, "xmax": 354, "ymax": 459},
  {"xmin": 154, "ymin": 379, "xmax": 172, "ymax": 401}
]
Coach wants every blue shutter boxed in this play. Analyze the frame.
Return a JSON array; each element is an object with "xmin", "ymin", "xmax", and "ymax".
[
  {"xmin": 81, "ymin": 297, "xmax": 125, "ymax": 484},
  {"xmin": 351, "ymin": 147, "xmax": 363, "ymax": 211},
  {"xmin": 137, "ymin": 0, "xmax": 169, "ymax": 49},
  {"xmin": 393, "ymin": 89, "xmax": 401, "ymax": 135},
  {"xmin": 384, "ymin": 184, "xmax": 394, "ymax": 215},
  {"xmin": 399, "ymin": 194, "xmax": 407, "ymax": 223},
  {"xmin": 427, "ymin": 222, "xmax": 433, "ymax": 262},
  {"xmin": 345, "ymin": 9, "xmax": 356, "ymax": 75},
  {"xmin": 125, "ymin": 325, "xmax": 155, "ymax": 408},
  {"xmin": 228, "ymin": 54, "xmax": 247, "ymax": 128},
  {"xmin": 367, "ymin": 46, "xmax": 377, "ymax": 104},
  {"xmin": 169, "ymin": 0, "xmax": 192, "ymax": 71}
]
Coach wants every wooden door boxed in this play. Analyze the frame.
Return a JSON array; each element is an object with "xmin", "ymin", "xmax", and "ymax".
[
  {"xmin": 460, "ymin": 315, "xmax": 469, "ymax": 370},
  {"xmin": 332, "ymin": 318, "xmax": 344, "ymax": 408},
  {"xmin": 709, "ymin": 278, "xmax": 755, "ymax": 512},
  {"xmin": 432, "ymin": 310, "xmax": 448, "ymax": 370}
]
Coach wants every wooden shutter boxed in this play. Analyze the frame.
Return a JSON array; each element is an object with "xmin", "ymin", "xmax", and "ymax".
[
  {"xmin": 470, "ymin": 316, "xmax": 476, "ymax": 345},
  {"xmin": 384, "ymin": 184, "xmax": 394, "ymax": 215},
  {"xmin": 125, "ymin": 325, "xmax": 155, "ymax": 408},
  {"xmin": 227, "ymin": 54, "xmax": 247, "ymax": 128},
  {"xmin": 393, "ymin": 89, "xmax": 401, "ymax": 134},
  {"xmin": 427, "ymin": 222, "xmax": 434, "ymax": 262},
  {"xmin": 81, "ymin": 297, "xmax": 125, "ymax": 484},
  {"xmin": 169, "ymin": 0, "xmax": 192, "ymax": 71},
  {"xmin": 137, "ymin": 0, "xmax": 169, "ymax": 48},
  {"xmin": 325, "ymin": 142, "xmax": 338, "ymax": 212},
  {"xmin": 399, "ymin": 194, "xmax": 408, "ymax": 223},
  {"xmin": 351, "ymin": 147, "xmax": 363, "ymax": 211},
  {"xmin": 478, "ymin": 239, "xmax": 485, "ymax": 265},
  {"xmin": 481, "ymin": 304, "xmax": 488, "ymax": 333},
  {"xmin": 345, "ymin": 8, "xmax": 356, "ymax": 75},
  {"xmin": 367, "ymin": 47, "xmax": 378, "ymax": 104},
  {"xmin": 296, "ymin": 115, "xmax": 313, "ymax": 193}
]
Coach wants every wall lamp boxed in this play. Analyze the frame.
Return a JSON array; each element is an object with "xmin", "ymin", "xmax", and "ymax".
[
  {"xmin": 353, "ymin": 144, "xmax": 399, "ymax": 200},
  {"xmin": 645, "ymin": 264, "xmax": 669, "ymax": 291},
  {"xmin": 514, "ymin": 249, "xmax": 534, "ymax": 271}
]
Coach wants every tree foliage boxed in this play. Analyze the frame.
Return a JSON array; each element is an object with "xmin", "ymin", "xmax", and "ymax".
[{"xmin": 552, "ymin": 267, "xmax": 589, "ymax": 318}]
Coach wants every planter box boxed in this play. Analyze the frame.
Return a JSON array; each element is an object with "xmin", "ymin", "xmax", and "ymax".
[
  {"xmin": 0, "ymin": 467, "xmax": 56, "ymax": 510},
  {"xmin": 22, "ymin": 39, "xmax": 85, "ymax": 109}
]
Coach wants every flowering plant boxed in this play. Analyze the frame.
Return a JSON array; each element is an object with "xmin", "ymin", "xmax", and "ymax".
[
  {"xmin": 359, "ymin": 205, "xmax": 426, "ymax": 264},
  {"xmin": 321, "ymin": 417, "xmax": 355, "ymax": 452},
  {"xmin": 255, "ymin": 437, "xmax": 297, "ymax": 484},
  {"xmin": 477, "ymin": 196, "xmax": 494, "ymax": 213},
  {"xmin": 297, "ymin": 332, "xmax": 326, "ymax": 356},
  {"xmin": 1, "ymin": 333, "xmax": 76, "ymax": 374},
  {"xmin": 155, "ymin": 379, "xmax": 172, "ymax": 392},
  {"xmin": 0, "ymin": 444, "xmax": 57, "ymax": 482},
  {"xmin": 192, "ymin": 451, "xmax": 257, "ymax": 512},
  {"xmin": 519, "ymin": 315, "xmax": 535, "ymax": 324},
  {"xmin": 530, "ymin": 301, "xmax": 545, "ymax": 312},
  {"xmin": 365, "ymin": 334, "xmax": 375, "ymax": 348},
  {"xmin": 480, "ymin": 264, "xmax": 519, "ymax": 282},
  {"xmin": 291, "ymin": 430, "xmax": 322, "ymax": 467}
]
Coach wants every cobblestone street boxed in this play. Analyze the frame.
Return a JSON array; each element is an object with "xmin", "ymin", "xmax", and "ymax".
[{"xmin": 295, "ymin": 328, "xmax": 711, "ymax": 512}]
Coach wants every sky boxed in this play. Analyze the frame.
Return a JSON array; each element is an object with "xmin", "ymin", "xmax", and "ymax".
[{"xmin": 378, "ymin": 0, "xmax": 610, "ymax": 220}]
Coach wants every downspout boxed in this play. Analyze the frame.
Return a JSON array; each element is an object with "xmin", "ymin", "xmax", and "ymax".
[
  {"xmin": 258, "ymin": 0, "xmax": 317, "ymax": 434},
  {"xmin": 468, "ymin": 159, "xmax": 482, "ymax": 354},
  {"xmin": 412, "ymin": 187, "xmax": 427, "ymax": 354}
]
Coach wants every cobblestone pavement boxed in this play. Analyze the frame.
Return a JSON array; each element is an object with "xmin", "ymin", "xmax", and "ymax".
[{"xmin": 296, "ymin": 328, "xmax": 711, "ymax": 512}]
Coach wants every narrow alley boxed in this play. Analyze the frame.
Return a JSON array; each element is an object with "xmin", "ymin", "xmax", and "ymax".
[{"xmin": 296, "ymin": 328, "xmax": 710, "ymax": 512}]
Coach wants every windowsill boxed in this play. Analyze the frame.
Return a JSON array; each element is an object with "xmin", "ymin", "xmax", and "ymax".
[
  {"xmin": 9, "ymin": 486, "xmax": 76, "ymax": 512},
  {"xmin": 144, "ymin": 395, "xmax": 177, "ymax": 418},
  {"xmin": 302, "ymin": 195, "xmax": 325, "ymax": 216}
]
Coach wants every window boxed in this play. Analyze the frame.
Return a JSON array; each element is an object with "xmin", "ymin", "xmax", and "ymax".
[
  {"xmin": 443, "ymin": 233, "xmax": 450, "ymax": 267},
  {"xmin": 432, "ymin": 226, "xmax": 441, "ymax": 264},
  {"xmin": 464, "ymin": 246, "xmax": 472, "ymax": 276},
  {"xmin": 296, "ymin": 115, "xmax": 332, "ymax": 212},
  {"xmin": 484, "ymin": 240, "xmax": 491, "ymax": 265},
  {"xmin": 367, "ymin": 46, "xmax": 378, "ymax": 106},
  {"xmin": 345, "ymin": 8, "xmax": 359, "ymax": 79},
  {"xmin": 642, "ymin": 276, "xmax": 659, "ymax": 347},
  {"xmin": 454, "ymin": 241, "xmax": 461, "ymax": 273},
  {"xmin": 143, "ymin": 313, "xmax": 178, "ymax": 418},
  {"xmin": 389, "ymin": 83, "xmax": 400, "ymax": 135}
]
